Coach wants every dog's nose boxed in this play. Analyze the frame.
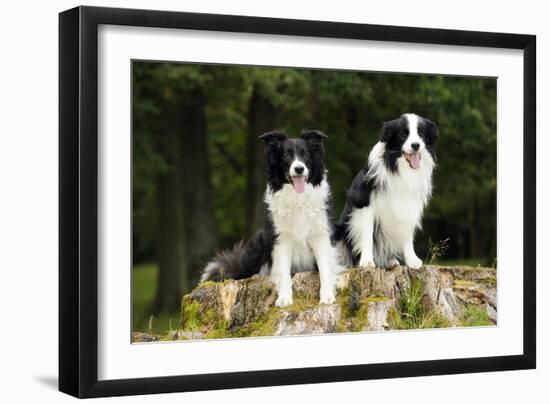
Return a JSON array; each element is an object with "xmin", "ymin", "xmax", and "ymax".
[
  {"xmin": 294, "ymin": 165, "xmax": 305, "ymax": 175},
  {"xmin": 411, "ymin": 142, "xmax": 420, "ymax": 151}
]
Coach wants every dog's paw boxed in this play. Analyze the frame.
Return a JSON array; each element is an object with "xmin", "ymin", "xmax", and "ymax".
[
  {"xmin": 319, "ymin": 289, "xmax": 336, "ymax": 305},
  {"xmin": 275, "ymin": 292, "xmax": 293, "ymax": 307},
  {"xmin": 387, "ymin": 258, "xmax": 400, "ymax": 269},
  {"xmin": 359, "ymin": 257, "xmax": 376, "ymax": 268},
  {"xmin": 405, "ymin": 256, "xmax": 423, "ymax": 270}
]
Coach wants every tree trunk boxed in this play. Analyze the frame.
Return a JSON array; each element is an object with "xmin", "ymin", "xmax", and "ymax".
[
  {"xmin": 467, "ymin": 200, "xmax": 484, "ymax": 259},
  {"xmin": 245, "ymin": 87, "xmax": 276, "ymax": 238},
  {"xmin": 133, "ymin": 265, "xmax": 498, "ymax": 341},
  {"xmin": 151, "ymin": 114, "xmax": 187, "ymax": 314},
  {"xmin": 179, "ymin": 88, "xmax": 218, "ymax": 286}
]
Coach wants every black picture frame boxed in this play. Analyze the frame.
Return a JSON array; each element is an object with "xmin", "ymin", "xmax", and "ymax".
[{"xmin": 59, "ymin": 5, "xmax": 536, "ymax": 398}]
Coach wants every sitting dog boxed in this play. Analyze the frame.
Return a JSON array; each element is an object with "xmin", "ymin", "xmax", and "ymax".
[
  {"xmin": 335, "ymin": 113, "xmax": 439, "ymax": 269},
  {"xmin": 201, "ymin": 130, "xmax": 339, "ymax": 306}
]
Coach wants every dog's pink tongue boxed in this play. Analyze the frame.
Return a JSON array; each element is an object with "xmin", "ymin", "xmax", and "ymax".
[
  {"xmin": 409, "ymin": 153, "xmax": 421, "ymax": 169},
  {"xmin": 292, "ymin": 176, "xmax": 306, "ymax": 193}
]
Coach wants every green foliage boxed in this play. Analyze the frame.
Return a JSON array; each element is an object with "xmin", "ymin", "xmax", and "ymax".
[
  {"xmin": 132, "ymin": 263, "xmax": 178, "ymax": 334},
  {"xmin": 459, "ymin": 304, "xmax": 493, "ymax": 327},
  {"xmin": 132, "ymin": 61, "xmax": 497, "ymax": 306},
  {"xmin": 388, "ymin": 278, "xmax": 452, "ymax": 330}
]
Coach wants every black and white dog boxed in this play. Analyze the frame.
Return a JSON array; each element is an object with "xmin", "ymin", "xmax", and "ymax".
[
  {"xmin": 336, "ymin": 113, "xmax": 438, "ymax": 269},
  {"xmin": 201, "ymin": 130, "xmax": 340, "ymax": 306}
]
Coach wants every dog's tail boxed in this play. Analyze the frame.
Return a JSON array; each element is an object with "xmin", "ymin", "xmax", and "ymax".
[
  {"xmin": 201, "ymin": 232, "xmax": 272, "ymax": 282},
  {"xmin": 201, "ymin": 241, "xmax": 246, "ymax": 282}
]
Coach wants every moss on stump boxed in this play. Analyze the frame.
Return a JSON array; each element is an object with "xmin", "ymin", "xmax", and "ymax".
[{"xmin": 133, "ymin": 265, "xmax": 497, "ymax": 342}]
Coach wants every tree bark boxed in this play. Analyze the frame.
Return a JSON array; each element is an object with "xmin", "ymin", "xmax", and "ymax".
[
  {"xmin": 179, "ymin": 88, "xmax": 218, "ymax": 286},
  {"xmin": 245, "ymin": 87, "xmax": 276, "ymax": 238},
  {"xmin": 151, "ymin": 112, "xmax": 187, "ymax": 314},
  {"xmin": 467, "ymin": 200, "xmax": 484, "ymax": 258},
  {"xmin": 165, "ymin": 265, "xmax": 496, "ymax": 341},
  {"xmin": 150, "ymin": 84, "xmax": 217, "ymax": 313}
]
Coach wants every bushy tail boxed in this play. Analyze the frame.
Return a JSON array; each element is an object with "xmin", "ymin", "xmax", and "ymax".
[
  {"xmin": 201, "ymin": 241, "xmax": 246, "ymax": 282},
  {"xmin": 201, "ymin": 230, "xmax": 274, "ymax": 283}
]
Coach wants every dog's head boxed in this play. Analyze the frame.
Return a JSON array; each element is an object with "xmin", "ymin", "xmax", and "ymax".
[
  {"xmin": 260, "ymin": 130, "xmax": 327, "ymax": 193},
  {"xmin": 380, "ymin": 113, "xmax": 438, "ymax": 172}
]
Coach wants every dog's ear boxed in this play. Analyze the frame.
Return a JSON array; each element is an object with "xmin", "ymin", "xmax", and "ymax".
[
  {"xmin": 381, "ymin": 119, "xmax": 399, "ymax": 143},
  {"xmin": 423, "ymin": 118, "xmax": 439, "ymax": 145},
  {"xmin": 300, "ymin": 130, "xmax": 328, "ymax": 144},
  {"xmin": 301, "ymin": 130, "xmax": 327, "ymax": 153},
  {"xmin": 259, "ymin": 131, "xmax": 288, "ymax": 146},
  {"xmin": 301, "ymin": 130, "xmax": 327, "ymax": 155}
]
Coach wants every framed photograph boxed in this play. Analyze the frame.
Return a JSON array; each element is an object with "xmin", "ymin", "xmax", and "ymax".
[{"xmin": 59, "ymin": 5, "xmax": 536, "ymax": 398}]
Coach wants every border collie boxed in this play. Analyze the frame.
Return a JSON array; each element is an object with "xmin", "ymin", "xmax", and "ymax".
[
  {"xmin": 336, "ymin": 113, "xmax": 439, "ymax": 269},
  {"xmin": 201, "ymin": 130, "xmax": 339, "ymax": 307}
]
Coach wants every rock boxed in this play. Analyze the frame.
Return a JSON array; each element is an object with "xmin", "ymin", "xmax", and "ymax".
[
  {"xmin": 134, "ymin": 265, "xmax": 497, "ymax": 342},
  {"xmin": 486, "ymin": 303, "xmax": 497, "ymax": 323},
  {"xmin": 275, "ymin": 304, "xmax": 341, "ymax": 335},
  {"xmin": 364, "ymin": 301, "xmax": 391, "ymax": 331},
  {"xmin": 437, "ymin": 287, "xmax": 461, "ymax": 322},
  {"xmin": 166, "ymin": 330, "xmax": 205, "ymax": 340},
  {"xmin": 132, "ymin": 332, "xmax": 159, "ymax": 342}
]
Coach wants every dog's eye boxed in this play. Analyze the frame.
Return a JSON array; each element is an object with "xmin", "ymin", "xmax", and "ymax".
[
  {"xmin": 301, "ymin": 151, "xmax": 310, "ymax": 160},
  {"xmin": 401, "ymin": 129, "xmax": 409, "ymax": 139}
]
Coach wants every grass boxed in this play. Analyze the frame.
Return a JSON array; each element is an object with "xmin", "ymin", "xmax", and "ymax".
[
  {"xmin": 388, "ymin": 277, "xmax": 494, "ymax": 330},
  {"xmin": 388, "ymin": 278, "xmax": 451, "ymax": 330},
  {"xmin": 436, "ymin": 258, "xmax": 489, "ymax": 267},
  {"xmin": 133, "ymin": 262, "xmax": 494, "ymax": 338},
  {"xmin": 132, "ymin": 263, "xmax": 179, "ymax": 335},
  {"xmin": 423, "ymin": 236, "xmax": 495, "ymax": 268},
  {"xmin": 425, "ymin": 237, "xmax": 450, "ymax": 265},
  {"xmin": 458, "ymin": 304, "xmax": 494, "ymax": 327}
]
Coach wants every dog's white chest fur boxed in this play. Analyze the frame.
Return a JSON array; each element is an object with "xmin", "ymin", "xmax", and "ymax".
[
  {"xmin": 265, "ymin": 180, "xmax": 331, "ymax": 272},
  {"xmin": 372, "ymin": 154, "xmax": 433, "ymax": 234}
]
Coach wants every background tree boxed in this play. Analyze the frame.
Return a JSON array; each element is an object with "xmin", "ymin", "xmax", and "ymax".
[{"xmin": 133, "ymin": 63, "xmax": 218, "ymax": 313}]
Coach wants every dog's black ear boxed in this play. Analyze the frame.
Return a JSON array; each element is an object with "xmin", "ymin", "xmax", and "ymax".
[
  {"xmin": 381, "ymin": 119, "xmax": 399, "ymax": 143},
  {"xmin": 300, "ymin": 130, "xmax": 328, "ymax": 144},
  {"xmin": 259, "ymin": 131, "xmax": 288, "ymax": 146},
  {"xmin": 423, "ymin": 118, "xmax": 439, "ymax": 145}
]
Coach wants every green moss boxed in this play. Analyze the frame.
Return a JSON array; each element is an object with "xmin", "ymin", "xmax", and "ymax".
[
  {"xmin": 335, "ymin": 287, "xmax": 352, "ymax": 332},
  {"xmin": 197, "ymin": 280, "xmax": 223, "ymax": 289},
  {"xmin": 351, "ymin": 300, "xmax": 370, "ymax": 331},
  {"xmin": 336, "ymin": 286, "xmax": 352, "ymax": 318},
  {"xmin": 459, "ymin": 304, "xmax": 493, "ymax": 327},
  {"xmin": 479, "ymin": 277, "xmax": 497, "ymax": 287},
  {"xmin": 180, "ymin": 299, "xmax": 203, "ymax": 331},
  {"xmin": 232, "ymin": 307, "xmax": 280, "ymax": 337},
  {"xmin": 285, "ymin": 297, "xmax": 318, "ymax": 314},
  {"xmin": 453, "ymin": 279, "xmax": 475, "ymax": 289},
  {"xmin": 204, "ymin": 325, "xmax": 231, "ymax": 339},
  {"xmin": 180, "ymin": 295, "xmax": 223, "ymax": 333},
  {"xmin": 365, "ymin": 295, "xmax": 388, "ymax": 303},
  {"xmin": 335, "ymin": 276, "xmax": 391, "ymax": 332},
  {"xmin": 387, "ymin": 277, "xmax": 451, "ymax": 330}
]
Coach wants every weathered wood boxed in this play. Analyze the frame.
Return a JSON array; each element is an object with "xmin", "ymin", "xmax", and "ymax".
[{"xmin": 133, "ymin": 265, "xmax": 497, "ymax": 342}]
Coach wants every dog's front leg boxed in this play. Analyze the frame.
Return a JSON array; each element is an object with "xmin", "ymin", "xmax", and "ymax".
[
  {"xmin": 403, "ymin": 236, "xmax": 422, "ymax": 269},
  {"xmin": 311, "ymin": 236, "xmax": 336, "ymax": 304},
  {"xmin": 350, "ymin": 207, "xmax": 375, "ymax": 267},
  {"xmin": 271, "ymin": 239, "xmax": 293, "ymax": 307}
]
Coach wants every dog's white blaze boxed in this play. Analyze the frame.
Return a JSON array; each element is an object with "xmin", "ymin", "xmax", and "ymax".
[
  {"xmin": 289, "ymin": 158, "xmax": 309, "ymax": 177},
  {"xmin": 349, "ymin": 137, "xmax": 434, "ymax": 269},
  {"xmin": 403, "ymin": 113, "xmax": 425, "ymax": 154},
  {"xmin": 265, "ymin": 178, "xmax": 340, "ymax": 305}
]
